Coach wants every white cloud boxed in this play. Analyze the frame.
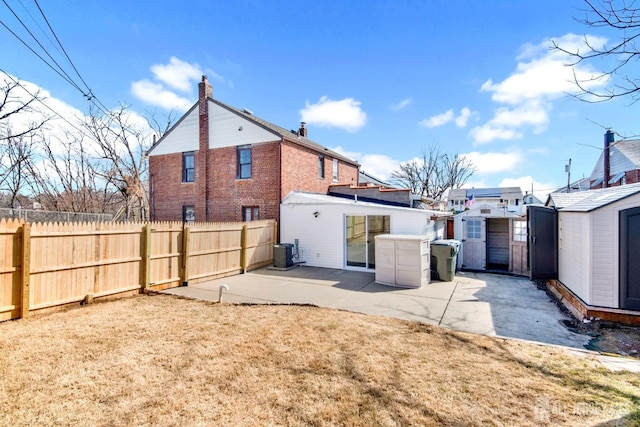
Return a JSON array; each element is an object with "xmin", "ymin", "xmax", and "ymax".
[
  {"xmin": 131, "ymin": 80, "xmax": 193, "ymax": 111},
  {"xmin": 461, "ymin": 150, "xmax": 524, "ymax": 174},
  {"xmin": 455, "ymin": 107, "xmax": 473, "ymax": 128},
  {"xmin": 150, "ymin": 57, "xmax": 203, "ymax": 92},
  {"xmin": 421, "ymin": 107, "xmax": 475, "ymax": 128},
  {"xmin": 132, "ymin": 57, "xmax": 228, "ymax": 112},
  {"xmin": 301, "ymin": 97, "xmax": 367, "ymax": 132},
  {"xmin": 471, "ymin": 33, "xmax": 609, "ymax": 144},
  {"xmin": 499, "ymin": 176, "xmax": 557, "ymax": 201},
  {"xmin": 331, "ymin": 146, "xmax": 398, "ymax": 181},
  {"xmin": 420, "ymin": 110, "xmax": 453, "ymax": 128},
  {"xmin": 391, "ymin": 98, "xmax": 412, "ymax": 111}
]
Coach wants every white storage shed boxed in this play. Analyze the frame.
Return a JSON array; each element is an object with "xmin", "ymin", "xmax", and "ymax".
[
  {"xmin": 453, "ymin": 204, "xmax": 527, "ymax": 275},
  {"xmin": 556, "ymin": 183, "xmax": 640, "ymax": 311},
  {"xmin": 280, "ymin": 192, "xmax": 443, "ymax": 270}
]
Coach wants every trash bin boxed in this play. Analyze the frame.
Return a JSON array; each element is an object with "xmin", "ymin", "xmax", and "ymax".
[
  {"xmin": 273, "ymin": 243, "xmax": 294, "ymax": 268},
  {"xmin": 430, "ymin": 240, "xmax": 460, "ymax": 282}
]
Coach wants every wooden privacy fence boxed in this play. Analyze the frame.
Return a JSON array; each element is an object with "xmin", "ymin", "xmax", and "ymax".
[{"xmin": 0, "ymin": 219, "xmax": 277, "ymax": 321}]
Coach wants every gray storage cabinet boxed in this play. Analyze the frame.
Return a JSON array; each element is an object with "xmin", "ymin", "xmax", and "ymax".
[
  {"xmin": 430, "ymin": 240, "xmax": 460, "ymax": 281},
  {"xmin": 374, "ymin": 234, "xmax": 430, "ymax": 288}
]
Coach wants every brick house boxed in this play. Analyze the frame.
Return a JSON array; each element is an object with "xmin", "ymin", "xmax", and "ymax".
[
  {"xmin": 590, "ymin": 130, "xmax": 640, "ymax": 189},
  {"xmin": 147, "ymin": 76, "xmax": 359, "ymax": 223}
]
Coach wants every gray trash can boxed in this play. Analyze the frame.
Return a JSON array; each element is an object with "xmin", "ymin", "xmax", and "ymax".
[
  {"xmin": 430, "ymin": 240, "xmax": 460, "ymax": 282},
  {"xmin": 273, "ymin": 243, "xmax": 294, "ymax": 268}
]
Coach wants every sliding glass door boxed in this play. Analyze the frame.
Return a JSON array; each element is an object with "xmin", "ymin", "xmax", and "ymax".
[{"xmin": 345, "ymin": 215, "xmax": 390, "ymax": 269}]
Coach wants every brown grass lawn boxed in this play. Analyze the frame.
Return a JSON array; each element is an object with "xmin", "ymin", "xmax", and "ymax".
[{"xmin": 1, "ymin": 294, "xmax": 639, "ymax": 426}]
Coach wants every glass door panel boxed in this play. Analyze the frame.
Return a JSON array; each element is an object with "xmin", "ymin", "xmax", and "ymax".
[{"xmin": 346, "ymin": 215, "xmax": 367, "ymax": 267}]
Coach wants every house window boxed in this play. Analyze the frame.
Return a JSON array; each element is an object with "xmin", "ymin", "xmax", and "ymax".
[
  {"xmin": 182, "ymin": 152, "xmax": 194, "ymax": 182},
  {"xmin": 332, "ymin": 159, "xmax": 339, "ymax": 181},
  {"xmin": 183, "ymin": 205, "xmax": 195, "ymax": 223},
  {"xmin": 237, "ymin": 146, "xmax": 251, "ymax": 179},
  {"xmin": 242, "ymin": 206, "xmax": 259, "ymax": 221},
  {"xmin": 318, "ymin": 155, "xmax": 325, "ymax": 179},
  {"xmin": 513, "ymin": 221, "xmax": 527, "ymax": 242}
]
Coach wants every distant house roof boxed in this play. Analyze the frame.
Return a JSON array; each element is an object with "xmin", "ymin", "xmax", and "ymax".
[
  {"xmin": 448, "ymin": 187, "xmax": 523, "ymax": 200},
  {"xmin": 148, "ymin": 97, "xmax": 359, "ymax": 167},
  {"xmin": 590, "ymin": 139, "xmax": 640, "ymax": 181},
  {"xmin": 358, "ymin": 170, "xmax": 389, "ymax": 186},
  {"xmin": 556, "ymin": 182, "xmax": 640, "ymax": 212},
  {"xmin": 552, "ymin": 177, "xmax": 591, "ymax": 193}
]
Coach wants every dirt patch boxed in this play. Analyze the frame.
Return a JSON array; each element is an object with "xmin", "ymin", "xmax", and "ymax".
[
  {"xmin": 1, "ymin": 294, "xmax": 639, "ymax": 426},
  {"xmin": 534, "ymin": 280, "xmax": 640, "ymax": 359}
]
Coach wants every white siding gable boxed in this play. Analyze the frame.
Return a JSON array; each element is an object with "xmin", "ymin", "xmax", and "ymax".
[
  {"xmin": 148, "ymin": 101, "xmax": 280, "ymax": 157},
  {"xmin": 148, "ymin": 106, "xmax": 199, "ymax": 156},
  {"xmin": 209, "ymin": 102, "xmax": 279, "ymax": 148}
]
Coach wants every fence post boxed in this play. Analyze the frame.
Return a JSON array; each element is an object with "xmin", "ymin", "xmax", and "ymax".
[
  {"xmin": 181, "ymin": 226, "xmax": 190, "ymax": 286},
  {"xmin": 241, "ymin": 224, "xmax": 248, "ymax": 273},
  {"xmin": 142, "ymin": 223, "xmax": 151, "ymax": 291},
  {"xmin": 20, "ymin": 223, "xmax": 31, "ymax": 318}
]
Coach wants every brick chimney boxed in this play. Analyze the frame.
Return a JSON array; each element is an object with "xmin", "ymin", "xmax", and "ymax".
[
  {"xmin": 604, "ymin": 129, "xmax": 614, "ymax": 188},
  {"xmin": 298, "ymin": 122, "xmax": 307, "ymax": 137},
  {"xmin": 197, "ymin": 76, "xmax": 212, "ymax": 220}
]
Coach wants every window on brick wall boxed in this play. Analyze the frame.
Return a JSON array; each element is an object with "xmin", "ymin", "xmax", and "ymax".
[
  {"xmin": 242, "ymin": 206, "xmax": 259, "ymax": 221},
  {"xmin": 182, "ymin": 152, "xmax": 194, "ymax": 182},
  {"xmin": 237, "ymin": 146, "xmax": 252, "ymax": 179},
  {"xmin": 318, "ymin": 155, "xmax": 325, "ymax": 179},
  {"xmin": 332, "ymin": 158, "xmax": 339, "ymax": 181}
]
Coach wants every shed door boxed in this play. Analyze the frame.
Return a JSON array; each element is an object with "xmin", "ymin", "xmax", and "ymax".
[
  {"xmin": 487, "ymin": 218, "xmax": 509, "ymax": 269},
  {"xmin": 528, "ymin": 205, "xmax": 557, "ymax": 280},
  {"xmin": 620, "ymin": 207, "xmax": 640, "ymax": 310},
  {"xmin": 462, "ymin": 218, "xmax": 485, "ymax": 270}
]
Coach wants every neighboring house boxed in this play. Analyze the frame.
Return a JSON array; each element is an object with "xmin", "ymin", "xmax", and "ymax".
[
  {"xmin": 589, "ymin": 130, "xmax": 640, "ymax": 189},
  {"xmin": 531, "ymin": 183, "xmax": 640, "ymax": 322},
  {"xmin": 358, "ymin": 170, "xmax": 389, "ymax": 187},
  {"xmin": 453, "ymin": 204, "xmax": 527, "ymax": 276},
  {"xmin": 280, "ymin": 191, "xmax": 443, "ymax": 271},
  {"xmin": 522, "ymin": 192, "xmax": 543, "ymax": 206},
  {"xmin": 552, "ymin": 177, "xmax": 591, "ymax": 194},
  {"xmin": 448, "ymin": 187, "xmax": 523, "ymax": 213},
  {"xmin": 147, "ymin": 76, "xmax": 359, "ymax": 223}
]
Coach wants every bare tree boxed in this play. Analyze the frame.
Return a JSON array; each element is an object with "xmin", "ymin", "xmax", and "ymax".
[
  {"xmin": 29, "ymin": 130, "xmax": 118, "ymax": 214},
  {"xmin": 390, "ymin": 145, "xmax": 475, "ymax": 201},
  {"xmin": 1, "ymin": 133, "xmax": 37, "ymax": 208},
  {"xmin": 553, "ymin": 0, "xmax": 640, "ymax": 102},
  {"xmin": 83, "ymin": 105, "xmax": 154, "ymax": 221}
]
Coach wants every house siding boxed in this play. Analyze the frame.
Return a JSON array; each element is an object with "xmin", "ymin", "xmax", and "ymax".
[
  {"xmin": 558, "ymin": 212, "xmax": 591, "ymax": 304},
  {"xmin": 209, "ymin": 102, "xmax": 279, "ymax": 148},
  {"xmin": 281, "ymin": 200, "xmax": 435, "ymax": 269},
  {"xmin": 147, "ymin": 107, "xmax": 199, "ymax": 156}
]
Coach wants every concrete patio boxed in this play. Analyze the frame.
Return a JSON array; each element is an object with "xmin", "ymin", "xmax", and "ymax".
[{"xmin": 163, "ymin": 266, "xmax": 590, "ymax": 348}]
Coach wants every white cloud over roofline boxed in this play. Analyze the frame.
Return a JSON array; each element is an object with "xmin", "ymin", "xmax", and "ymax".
[
  {"xmin": 461, "ymin": 150, "xmax": 524, "ymax": 174},
  {"xmin": 470, "ymin": 33, "xmax": 609, "ymax": 145},
  {"xmin": 131, "ymin": 57, "xmax": 229, "ymax": 112},
  {"xmin": 301, "ymin": 96, "xmax": 367, "ymax": 132}
]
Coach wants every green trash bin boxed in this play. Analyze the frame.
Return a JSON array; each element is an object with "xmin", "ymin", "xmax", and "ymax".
[{"xmin": 430, "ymin": 240, "xmax": 461, "ymax": 282}]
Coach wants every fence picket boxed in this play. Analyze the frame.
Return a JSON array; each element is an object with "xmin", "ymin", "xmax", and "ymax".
[{"xmin": 0, "ymin": 219, "xmax": 276, "ymax": 320}]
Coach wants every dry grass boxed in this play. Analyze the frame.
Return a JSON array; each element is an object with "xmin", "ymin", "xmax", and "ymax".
[{"xmin": 1, "ymin": 294, "xmax": 639, "ymax": 426}]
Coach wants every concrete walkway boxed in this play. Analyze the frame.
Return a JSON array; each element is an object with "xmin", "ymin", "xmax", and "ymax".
[{"xmin": 162, "ymin": 265, "xmax": 640, "ymax": 372}]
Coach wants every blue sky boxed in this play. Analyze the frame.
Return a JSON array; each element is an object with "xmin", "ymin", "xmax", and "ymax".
[{"xmin": 2, "ymin": 0, "xmax": 639, "ymax": 200}]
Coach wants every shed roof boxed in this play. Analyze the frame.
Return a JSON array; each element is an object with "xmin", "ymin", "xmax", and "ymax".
[
  {"xmin": 545, "ymin": 192, "xmax": 591, "ymax": 209},
  {"xmin": 558, "ymin": 182, "xmax": 640, "ymax": 212}
]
